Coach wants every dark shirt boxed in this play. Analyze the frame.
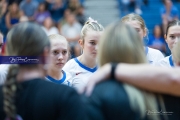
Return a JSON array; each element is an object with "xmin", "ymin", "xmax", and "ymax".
[
  {"xmin": 84, "ymin": 80, "xmax": 180, "ymax": 120},
  {"xmin": 83, "ymin": 80, "xmax": 142, "ymax": 120},
  {"xmin": 0, "ymin": 78, "xmax": 87, "ymax": 120}
]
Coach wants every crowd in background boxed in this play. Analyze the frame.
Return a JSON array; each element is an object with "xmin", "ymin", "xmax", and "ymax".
[
  {"xmin": 0, "ymin": 0, "xmax": 180, "ymax": 57},
  {"xmin": 118, "ymin": 0, "xmax": 180, "ymax": 56},
  {"xmin": 1, "ymin": 1, "xmax": 180, "ymax": 120}
]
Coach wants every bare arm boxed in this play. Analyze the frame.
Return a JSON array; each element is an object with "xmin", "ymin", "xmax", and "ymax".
[{"xmin": 85, "ymin": 63, "xmax": 180, "ymax": 96}]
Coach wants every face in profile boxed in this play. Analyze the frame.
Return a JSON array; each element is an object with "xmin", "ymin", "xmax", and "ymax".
[
  {"xmin": 81, "ymin": 30, "xmax": 102, "ymax": 59},
  {"xmin": 125, "ymin": 20, "xmax": 146, "ymax": 41},
  {"xmin": 165, "ymin": 25, "xmax": 180, "ymax": 51},
  {"xmin": 49, "ymin": 38, "xmax": 69, "ymax": 70}
]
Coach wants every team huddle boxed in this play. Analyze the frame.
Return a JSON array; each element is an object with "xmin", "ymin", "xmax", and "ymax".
[{"xmin": 0, "ymin": 13, "xmax": 180, "ymax": 120}]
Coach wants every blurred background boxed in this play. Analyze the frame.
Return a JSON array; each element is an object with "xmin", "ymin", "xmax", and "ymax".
[{"xmin": 0, "ymin": 0, "xmax": 180, "ymax": 56}]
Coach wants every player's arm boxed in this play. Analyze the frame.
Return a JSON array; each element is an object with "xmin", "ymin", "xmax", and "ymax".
[{"xmin": 85, "ymin": 63, "xmax": 180, "ymax": 96}]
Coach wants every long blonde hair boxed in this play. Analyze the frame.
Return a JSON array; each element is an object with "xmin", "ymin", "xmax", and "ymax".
[
  {"xmin": 98, "ymin": 22, "xmax": 166, "ymax": 120},
  {"xmin": 172, "ymin": 38, "xmax": 180, "ymax": 65}
]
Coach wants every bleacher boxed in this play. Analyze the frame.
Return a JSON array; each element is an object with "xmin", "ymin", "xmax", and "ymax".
[
  {"xmin": 141, "ymin": 0, "xmax": 180, "ymax": 34},
  {"xmin": 84, "ymin": 0, "xmax": 180, "ymax": 34}
]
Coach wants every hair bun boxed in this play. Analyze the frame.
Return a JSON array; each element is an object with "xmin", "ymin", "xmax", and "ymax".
[{"xmin": 85, "ymin": 17, "xmax": 98, "ymax": 24}]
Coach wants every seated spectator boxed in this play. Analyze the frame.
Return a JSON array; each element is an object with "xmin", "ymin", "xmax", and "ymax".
[
  {"xmin": 61, "ymin": 13, "xmax": 82, "ymax": 57},
  {"xmin": 76, "ymin": 5, "xmax": 86, "ymax": 26},
  {"xmin": 68, "ymin": 0, "xmax": 81, "ymax": 14},
  {"xmin": 42, "ymin": 17, "xmax": 59, "ymax": 35},
  {"xmin": 0, "ymin": 0, "xmax": 7, "ymax": 18},
  {"xmin": 160, "ymin": 0, "xmax": 179, "ymax": 34},
  {"xmin": 48, "ymin": 0, "xmax": 67, "ymax": 24},
  {"xmin": 19, "ymin": 0, "xmax": 39, "ymax": 21},
  {"xmin": 118, "ymin": 0, "xmax": 143, "ymax": 15},
  {"xmin": 58, "ymin": 8, "xmax": 71, "ymax": 32},
  {"xmin": 34, "ymin": 2, "xmax": 51, "ymax": 25},
  {"xmin": 5, "ymin": 2, "xmax": 20, "ymax": 30},
  {"xmin": 147, "ymin": 25, "xmax": 166, "ymax": 54}
]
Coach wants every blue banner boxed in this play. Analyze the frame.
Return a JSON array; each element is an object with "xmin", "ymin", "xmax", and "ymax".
[{"xmin": 0, "ymin": 56, "xmax": 45, "ymax": 64}]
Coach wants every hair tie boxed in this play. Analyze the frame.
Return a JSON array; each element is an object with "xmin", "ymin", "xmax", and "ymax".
[{"xmin": 88, "ymin": 17, "xmax": 98, "ymax": 23}]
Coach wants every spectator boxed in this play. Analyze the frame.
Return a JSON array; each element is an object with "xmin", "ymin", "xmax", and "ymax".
[
  {"xmin": 0, "ymin": 0, "xmax": 7, "ymax": 18},
  {"xmin": 147, "ymin": 25, "xmax": 166, "ymax": 54},
  {"xmin": 61, "ymin": 13, "xmax": 82, "ymax": 57},
  {"xmin": 19, "ymin": 0, "xmax": 39, "ymax": 21},
  {"xmin": 34, "ymin": 2, "xmax": 51, "ymax": 25},
  {"xmin": 68, "ymin": 0, "xmax": 81, "ymax": 14},
  {"xmin": 42, "ymin": 17, "xmax": 59, "ymax": 35},
  {"xmin": 76, "ymin": 5, "xmax": 86, "ymax": 26},
  {"xmin": 58, "ymin": 8, "xmax": 71, "ymax": 32},
  {"xmin": 118, "ymin": 0, "xmax": 143, "ymax": 15},
  {"xmin": 48, "ymin": 0, "xmax": 67, "ymax": 24},
  {"xmin": 5, "ymin": 2, "xmax": 20, "ymax": 30},
  {"xmin": 160, "ymin": 0, "xmax": 179, "ymax": 34},
  {"xmin": 0, "ymin": 0, "xmax": 8, "ymax": 37}
]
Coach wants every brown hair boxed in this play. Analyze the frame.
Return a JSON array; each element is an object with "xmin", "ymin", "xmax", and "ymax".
[
  {"xmin": 3, "ymin": 22, "xmax": 50, "ymax": 119},
  {"xmin": 165, "ymin": 20, "xmax": 180, "ymax": 36}
]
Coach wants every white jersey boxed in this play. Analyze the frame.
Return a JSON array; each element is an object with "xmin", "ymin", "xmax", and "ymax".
[
  {"xmin": 0, "ymin": 64, "xmax": 9, "ymax": 85},
  {"xmin": 63, "ymin": 58, "xmax": 97, "ymax": 92},
  {"xmin": 156, "ymin": 55, "xmax": 174, "ymax": 68},
  {"xmin": 45, "ymin": 70, "xmax": 72, "ymax": 86},
  {"xmin": 145, "ymin": 47, "xmax": 164, "ymax": 65}
]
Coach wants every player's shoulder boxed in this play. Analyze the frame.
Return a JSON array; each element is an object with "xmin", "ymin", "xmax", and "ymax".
[
  {"xmin": 148, "ymin": 47, "xmax": 162, "ymax": 54},
  {"xmin": 63, "ymin": 58, "xmax": 78, "ymax": 69},
  {"xmin": 156, "ymin": 56, "xmax": 170, "ymax": 67}
]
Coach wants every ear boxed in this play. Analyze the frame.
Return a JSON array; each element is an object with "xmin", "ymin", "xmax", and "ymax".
[
  {"xmin": 78, "ymin": 39, "xmax": 84, "ymax": 48},
  {"xmin": 164, "ymin": 34, "xmax": 168, "ymax": 43}
]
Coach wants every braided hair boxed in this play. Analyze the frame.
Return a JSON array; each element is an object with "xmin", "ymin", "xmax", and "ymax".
[{"xmin": 3, "ymin": 22, "xmax": 50, "ymax": 120}]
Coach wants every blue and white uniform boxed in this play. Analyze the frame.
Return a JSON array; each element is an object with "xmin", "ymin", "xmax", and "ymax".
[
  {"xmin": 145, "ymin": 47, "xmax": 164, "ymax": 65},
  {"xmin": 63, "ymin": 58, "xmax": 97, "ymax": 92},
  {"xmin": 156, "ymin": 55, "xmax": 174, "ymax": 68},
  {"xmin": 45, "ymin": 70, "xmax": 72, "ymax": 86}
]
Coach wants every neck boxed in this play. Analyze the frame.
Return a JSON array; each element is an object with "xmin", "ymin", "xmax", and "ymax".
[
  {"xmin": 47, "ymin": 68, "xmax": 62, "ymax": 80},
  {"xmin": 17, "ymin": 66, "xmax": 45, "ymax": 82},
  {"xmin": 78, "ymin": 55, "xmax": 96, "ymax": 68}
]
